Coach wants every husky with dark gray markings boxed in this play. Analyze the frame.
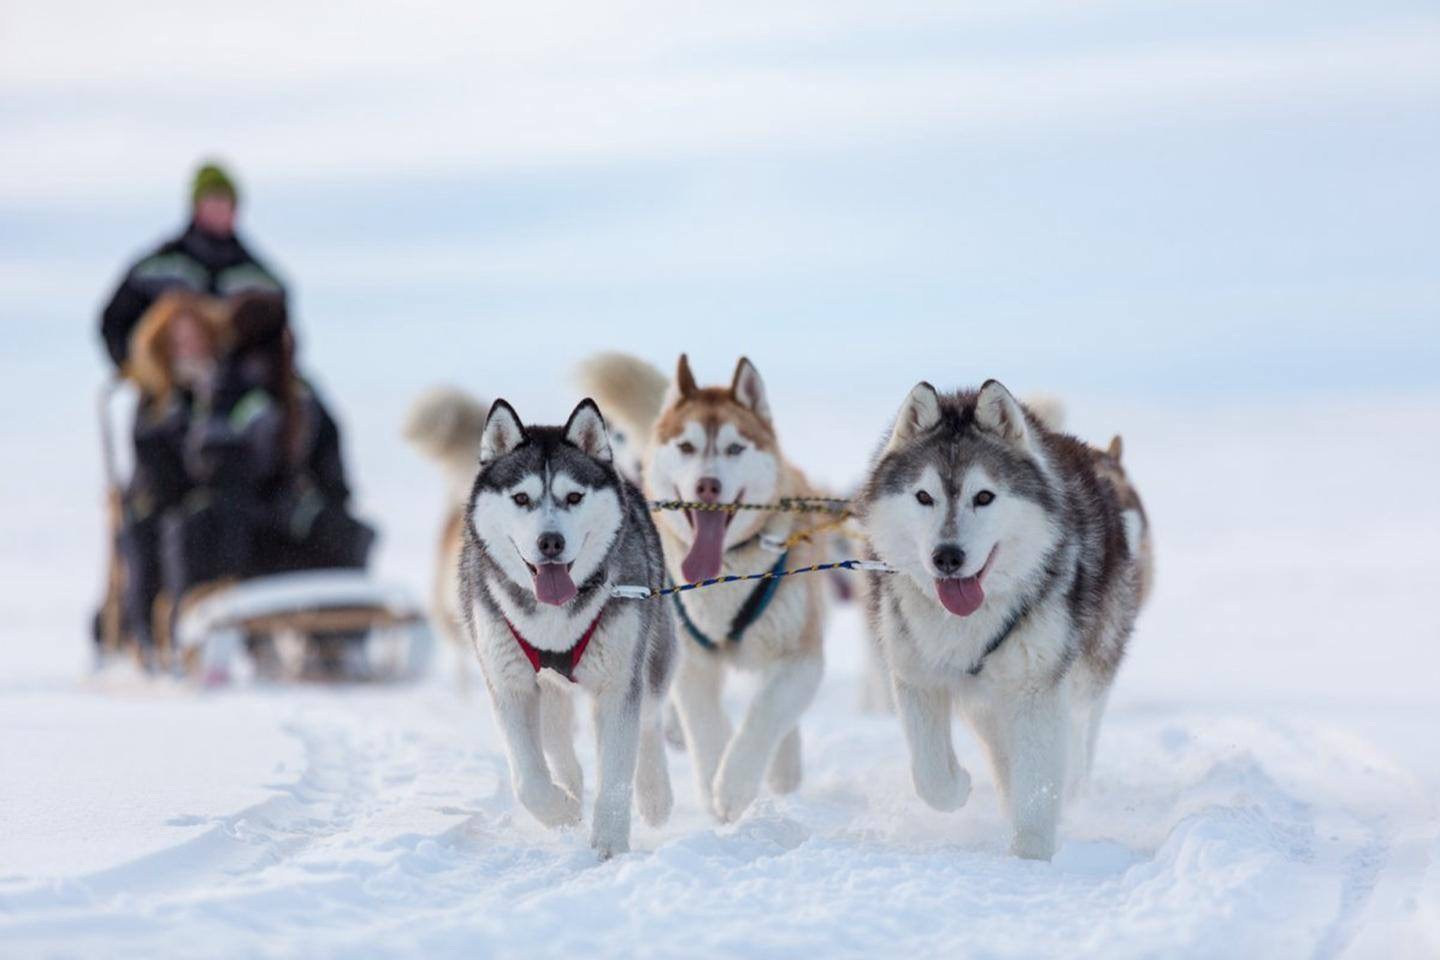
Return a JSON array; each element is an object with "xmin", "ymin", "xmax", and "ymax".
[
  {"xmin": 407, "ymin": 385, "xmax": 654, "ymax": 695},
  {"xmin": 858, "ymin": 380, "xmax": 1142, "ymax": 860},
  {"xmin": 460, "ymin": 398, "xmax": 674, "ymax": 858}
]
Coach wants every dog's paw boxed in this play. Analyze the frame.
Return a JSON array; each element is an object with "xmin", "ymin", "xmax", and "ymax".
[
  {"xmin": 711, "ymin": 761, "xmax": 762, "ymax": 823},
  {"xmin": 1010, "ymin": 829, "xmax": 1056, "ymax": 861},
  {"xmin": 590, "ymin": 799, "xmax": 632, "ymax": 859},
  {"xmin": 636, "ymin": 765, "xmax": 674, "ymax": 828},
  {"xmin": 766, "ymin": 759, "xmax": 802, "ymax": 795},
  {"xmin": 912, "ymin": 754, "xmax": 971, "ymax": 812},
  {"xmin": 590, "ymin": 825, "xmax": 630, "ymax": 861},
  {"xmin": 766, "ymin": 738, "xmax": 802, "ymax": 795},
  {"xmin": 518, "ymin": 779, "xmax": 581, "ymax": 828},
  {"xmin": 552, "ymin": 758, "xmax": 584, "ymax": 802}
]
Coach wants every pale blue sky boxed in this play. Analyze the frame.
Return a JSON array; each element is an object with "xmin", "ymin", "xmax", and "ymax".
[{"xmin": 2, "ymin": 0, "xmax": 1437, "ymax": 417}]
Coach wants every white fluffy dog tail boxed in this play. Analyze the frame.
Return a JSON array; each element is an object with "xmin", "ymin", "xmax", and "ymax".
[
  {"xmin": 403, "ymin": 386, "xmax": 489, "ymax": 495},
  {"xmin": 573, "ymin": 352, "xmax": 669, "ymax": 444},
  {"xmin": 1024, "ymin": 393, "xmax": 1067, "ymax": 432}
]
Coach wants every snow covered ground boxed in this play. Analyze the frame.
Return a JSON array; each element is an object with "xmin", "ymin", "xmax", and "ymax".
[{"xmin": 1, "ymin": 387, "xmax": 1437, "ymax": 959}]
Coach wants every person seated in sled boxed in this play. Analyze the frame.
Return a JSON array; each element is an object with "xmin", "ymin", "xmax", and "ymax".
[
  {"xmin": 114, "ymin": 291, "xmax": 231, "ymax": 662},
  {"xmin": 160, "ymin": 294, "xmax": 376, "ymax": 615}
]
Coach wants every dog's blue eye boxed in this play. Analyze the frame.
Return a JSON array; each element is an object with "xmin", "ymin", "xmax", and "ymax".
[
  {"xmin": 974, "ymin": 490, "xmax": 995, "ymax": 507},
  {"xmin": 512, "ymin": 492, "xmax": 530, "ymax": 507},
  {"xmin": 915, "ymin": 490, "xmax": 934, "ymax": 506},
  {"xmin": 726, "ymin": 443, "xmax": 745, "ymax": 456},
  {"xmin": 566, "ymin": 491, "xmax": 584, "ymax": 506},
  {"xmin": 677, "ymin": 442, "xmax": 696, "ymax": 455}
]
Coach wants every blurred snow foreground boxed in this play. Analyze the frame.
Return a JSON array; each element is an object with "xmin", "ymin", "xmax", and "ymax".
[{"xmin": 1, "ymin": 396, "xmax": 1439, "ymax": 959}]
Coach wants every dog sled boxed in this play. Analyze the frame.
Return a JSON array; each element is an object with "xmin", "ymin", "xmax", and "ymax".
[
  {"xmin": 97, "ymin": 377, "xmax": 433, "ymax": 684},
  {"xmin": 172, "ymin": 569, "xmax": 431, "ymax": 684}
]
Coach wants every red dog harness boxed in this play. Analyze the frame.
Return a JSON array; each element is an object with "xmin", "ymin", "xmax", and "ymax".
[{"xmin": 504, "ymin": 605, "xmax": 606, "ymax": 683}]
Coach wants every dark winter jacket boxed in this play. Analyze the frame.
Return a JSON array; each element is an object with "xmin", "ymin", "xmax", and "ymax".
[
  {"xmin": 127, "ymin": 393, "xmax": 198, "ymax": 522},
  {"xmin": 100, "ymin": 223, "xmax": 286, "ymax": 368},
  {"xmin": 190, "ymin": 376, "xmax": 354, "ymax": 522},
  {"xmin": 156, "ymin": 380, "xmax": 372, "ymax": 590}
]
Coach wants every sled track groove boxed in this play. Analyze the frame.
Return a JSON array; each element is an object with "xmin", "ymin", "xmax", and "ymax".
[{"xmin": 0, "ymin": 710, "xmax": 374, "ymax": 917}]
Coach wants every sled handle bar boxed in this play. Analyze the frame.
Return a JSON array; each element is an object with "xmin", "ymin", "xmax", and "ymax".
[{"xmin": 98, "ymin": 378, "xmax": 127, "ymax": 492}]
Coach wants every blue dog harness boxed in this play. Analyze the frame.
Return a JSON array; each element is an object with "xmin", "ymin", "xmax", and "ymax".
[{"xmin": 672, "ymin": 550, "xmax": 789, "ymax": 651}]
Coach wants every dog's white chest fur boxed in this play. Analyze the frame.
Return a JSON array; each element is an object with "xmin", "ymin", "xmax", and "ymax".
[
  {"xmin": 661, "ymin": 529, "xmax": 817, "ymax": 667},
  {"xmin": 882, "ymin": 574, "xmax": 1072, "ymax": 690}
]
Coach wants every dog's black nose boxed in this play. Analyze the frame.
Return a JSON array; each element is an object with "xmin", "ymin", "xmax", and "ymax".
[
  {"xmin": 696, "ymin": 476, "xmax": 722, "ymax": 504},
  {"xmin": 932, "ymin": 544, "xmax": 966, "ymax": 577},
  {"xmin": 537, "ymin": 532, "xmax": 566, "ymax": 561}
]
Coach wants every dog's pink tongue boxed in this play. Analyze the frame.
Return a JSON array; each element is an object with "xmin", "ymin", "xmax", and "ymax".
[
  {"xmin": 935, "ymin": 576, "xmax": 985, "ymax": 617},
  {"xmin": 682, "ymin": 512, "xmax": 727, "ymax": 582},
  {"xmin": 533, "ymin": 563, "xmax": 577, "ymax": 606}
]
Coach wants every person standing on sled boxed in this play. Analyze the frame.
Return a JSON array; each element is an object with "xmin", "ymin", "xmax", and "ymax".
[{"xmin": 99, "ymin": 162, "xmax": 285, "ymax": 370}]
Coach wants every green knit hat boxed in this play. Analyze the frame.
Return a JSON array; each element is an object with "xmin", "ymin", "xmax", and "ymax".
[{"xmin": 191, "ymin": 162, "xmax": 238, "ymax": 206}]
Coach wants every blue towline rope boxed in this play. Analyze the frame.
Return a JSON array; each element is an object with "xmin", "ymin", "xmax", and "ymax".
[{"xmin": 671, "ymin": 550, "xmax": 790, "ymax": 650}]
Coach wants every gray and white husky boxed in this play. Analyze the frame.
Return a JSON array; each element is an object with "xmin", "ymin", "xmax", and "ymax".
[
  {"xmin": 460, "ymin": 398, "xmax": 675, "ymax": 858},
  {"xmin": 858, "ymin": 380, "xmax": 1141, "ymax": 860}
]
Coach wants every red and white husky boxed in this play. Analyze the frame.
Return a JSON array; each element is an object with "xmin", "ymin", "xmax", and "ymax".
[{"xmin": 579, "ymin": 353, "xmax": 829, "ymax": 822}]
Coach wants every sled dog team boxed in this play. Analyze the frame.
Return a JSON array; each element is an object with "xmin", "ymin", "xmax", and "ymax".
[{"xmin": 406, "ymin": 354, "xmax": 1151, "ymax": 861}]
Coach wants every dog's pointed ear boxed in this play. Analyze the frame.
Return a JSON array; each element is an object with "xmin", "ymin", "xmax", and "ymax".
[
  {"xmin": 729, "ymin": 357, "xmax": 771, "ymax": 423},
  {"xmin": 676, "ymin": 353, "xmax": 698, "ymax": 396},
  {"xmin": 1107, "ymin": 434, "xmax": 1124, "ymax": 462},
  {"xmin": 661, "ymin": 353, "xmax": 699, "ymax": 409},
  {"xmin": 480, "ymin": 399, "xmax": 526, "ymax": 464},
  {"xmin": 975, "ymin": 380, "xmax": 1031, "ymax": 446},
  {"xmin": 563, "ymin": 398, "xmax": 613, "ymax": 463},
  {"xmin": 884, "ymin": 382, "xmax": 942, "ymax": 454}
]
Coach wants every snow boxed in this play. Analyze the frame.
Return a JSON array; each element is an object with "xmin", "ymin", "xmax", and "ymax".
[
  {"xmin": 1, "ymin": 636, "xmax": 1435, "ymax": 957},
  {"xmin": 1, "ymin": 388, "xmax": 1438, "ymax": 958},
  {"xmin": 0, "ymin": 687, "xmax": 304, "ymax": 879}
]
